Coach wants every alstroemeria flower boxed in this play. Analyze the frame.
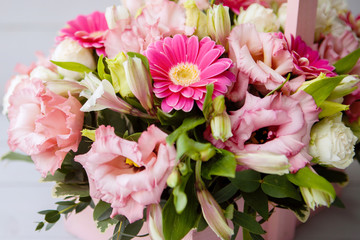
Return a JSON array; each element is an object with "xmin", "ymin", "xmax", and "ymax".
[
  {"xmin": 75, "ymin": 125, "xmax": 176, "ymax": 223},
  {"xmin": 207, "ymin": 91, "xmax": 319, "ymax": 172},
  {"xmin": 7, "ymin": 79, "xmax": 84, "ymax": 177},
  {"xmin": 144, "ymin": 34, "xmax": 235, "ymax": 112},
  {"xmin": 58, "ymin": 11, "xmax": 109, "ymax": 56},
  {"xmin": 288, "ymin": 35, "xmax": 336, "ymax": 79}
]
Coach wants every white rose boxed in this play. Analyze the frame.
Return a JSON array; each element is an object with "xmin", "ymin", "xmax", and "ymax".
[
  {"xmin": 277, "ymin": 3, "xmax": 287, "ymax": 30},
  {"xmin": 309, "ymin": 113, "xmax": 358, "ymax": 169},
  {"xmin": 51, "ymin": 38, "xmax": 96, "ymax": 80},
  {"xmin": 236, "ymin": 3, "xmax": 280, "ymax": 32}
]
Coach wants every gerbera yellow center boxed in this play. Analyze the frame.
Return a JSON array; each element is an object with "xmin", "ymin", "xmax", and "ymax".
[
  {"xmin": 125, "ymin": 158, "xmax": 140, "ymax": 168},
  {"xmin": 169, "ymin": 63, "xmax": 200, "ymax": 86}
]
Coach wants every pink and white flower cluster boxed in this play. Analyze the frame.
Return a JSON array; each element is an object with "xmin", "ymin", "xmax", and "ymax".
[{"xmin": 3, "ymin": 0, "xmax": 360, "ymax": 238}]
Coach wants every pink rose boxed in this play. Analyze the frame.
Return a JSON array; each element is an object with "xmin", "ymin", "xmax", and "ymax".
[
  {"xmin": 228, "ymin": 24, "xmax": 296, "ymax": 94},
  {"xmin": 7, "ymin": 78, "xmax": 84, "ymax": 177},
  {"xmin": 208, "ymin": 91, "xmax": 319, "ymax": 172},
  {"xmin": 75, "ymin": 125, "xmax": 176, "ymax": 223}
]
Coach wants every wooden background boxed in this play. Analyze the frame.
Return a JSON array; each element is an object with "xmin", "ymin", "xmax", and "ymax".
[{"xmin": 1, "ymin": 1, "xmax": 359, "ymax": 239}]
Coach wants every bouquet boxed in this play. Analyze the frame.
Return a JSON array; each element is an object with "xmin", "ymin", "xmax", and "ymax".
[{"xmin": 2, "ymin": 0, "xmax": 360, "ymax": 239}]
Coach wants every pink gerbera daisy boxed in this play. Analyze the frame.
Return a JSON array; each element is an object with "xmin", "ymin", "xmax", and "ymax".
[
  {"xmin": 289, "ymin": 35, "xmax": 336, "ymax": 79},
  {"xmin": 144, "ymin": 35, "xmax": 235, "ymax": 113},
  {"xmin": 58, "ymin": 11, "xmax": 108, "ymax": 56}
]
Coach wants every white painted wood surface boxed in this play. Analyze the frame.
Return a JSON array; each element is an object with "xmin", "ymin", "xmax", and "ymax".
[{"xmin": 1, "ymin": 1, "xmax": 360, "ymax": 239}]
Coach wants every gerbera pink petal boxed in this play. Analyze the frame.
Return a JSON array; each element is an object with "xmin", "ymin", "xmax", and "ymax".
[{"xmin": 144, "ymin": 34, "xmax": 234, "ymax": 112}]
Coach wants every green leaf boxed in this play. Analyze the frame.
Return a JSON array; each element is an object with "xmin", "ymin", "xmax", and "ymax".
[
  {"xmin": 312, "ymin": 166, "xmax": 348, "ymax": 185},
  {"xmin": 232, "ymin": 211, "xmax": 266, "ymax": 235},
  {"xmin": 331, "ymin": 196, "xmax": 345, "ymax": 208},
  {"xmin": 40, "ymin": 171, "xmax": 66, "ymax": 182},
  {"xmin": 250, "ymin": 233, "xmax": 265, "ymax": 240},
  {"xmin": 163, "ymin": 176, "xmax": 199, "ymax": 240},
  {"xmin": 167, "ymin": 117, "xmax": 206, "ymax": 144},
  {"xmin": 213, "ymin": 183, "xmax": 238, "ymax": 204},
  {"xmin": 97, "ymin": 55, "xmax": 111, "ymax": 81},
  {"xmin": 319, "ymin": 101, "xmax": 349, "ymax": 118},
  {"xmin": 265, "ymin": 73, "xmax": 290, "ymax": 97},
  {"xmin": 52, "ymin": 182, "xmax": 89, "ymax": 198},
  {"xmin": 261, "ymin": 175, "xmax": 301, "ymax": 201},
  {"xmin": 45, "ymin": 210, "xmax": 60, "ymax": 223},
  {"xmin": 93, "ymin": 200, "xmax": 112, "ymax": 221},
  {"xmin": 302, "ymin": 75, "xmax": 345, "ymax": 106},
  {"xmin": 76, "ymin": 202, "xmax": 90, "ymax": 213},
  {"xmin": 157, "ymin": 109, "xmax": 190, "ymax": 126},
  {"xmin": 45, "ymin": 223, "xmax": 56, "ymax": 231},
  {"xmin": 97, "ymin": 218, "xmax": 118, "ymax": 233},
  {"xmin": 127, "ymin": 52, "xmax": 150, "ymax": 71},
  {"xmin": 175, "ymin": 133, "xmax": 215, "ymax": 161},
  {"xmin": 202, "ymin": 149, "xmax": 237, "ymax": 180},
  {"xmin": 230, "ymin": 170, "xmax": 261, "ymax": 193},
  {"xmin": 50, "ymin": 60, "xmax": 93, "ymax": 74},
  {"xmin": 1, "ymin": 151, "xmax": 32, "ymax": 163},
  {"xmin": 286, "ymin": 167, "xmax": 336, "ymax": 201},
  {"xmin": 121, "ymin": 219, "xmax": 145, "ymax": 240},
  {"xmin": 35, "ymin": 222, "xmax": 45, "ymax": 231},
  {"xmin": 242, "ymin": 189, "xmax": 269, "ymax": 220},
  {"xmin": 334, "ymin": 47, "xmax": 360, "ymax": 74},
  {"xmin": 203, "ymin": 84, "xmax": 214, "ymax": 120}
]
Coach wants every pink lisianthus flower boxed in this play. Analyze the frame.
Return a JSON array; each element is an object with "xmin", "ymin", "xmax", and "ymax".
[
  {"xmin": 317, "ymin": 30, "xmax": 360, "ymax": 75},
  {"xmin": 288, "ymin": 35, "xmax": 336, "ymax": 79},
  {"xmin": 7, "ymin": 78, "xmax": 84, "ymax": 177},
  {"xmin": 228, "ymin": 24, "xmax": 297, "ymax": 95},
  {"xmin": 105, "ymin": 0, "xmax": 193, "ymax": 58},
  {"xmin": 58, "ymin": 11, "xmax": 108, "ymax": 56},
  {"xmin": 206, "ymin": 91, "xmax": 319, "ymax": 172},
  {"xmin": 74, "ymin": 125, "xmax": 176, "ymax": 223},
  {"xmin": 144, "ymin": 34, "xmax": 235, "ymax": 112},
  {"xmin": 343, "ymin": 83, "xmax": 360, "ymax": 123}
]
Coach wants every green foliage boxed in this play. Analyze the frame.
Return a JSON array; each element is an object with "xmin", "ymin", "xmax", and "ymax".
[
  {"xmin": 242, "ymin": 189, "xmax": 269, "ymax": 220},
  {"xmin": 261, "ymin": 175, "xmax": 301, "ymax": 201},
  {"xmin": 97, "ymin": 55, "xmax": 111, "ymax": 81},
  {"xmin": 1, "ymin": 151, "xmax": 32, "ymax": 163},
  {"xmin": 213, "ymin": 183, "xmax": 238, "ymax": 204},
  {"xmin": 318, "ymin": 101, "xmax": 349, "ymax": 118},
  {"xmin": 50, "ymin": 60, "xmax": 93, "ymax": 74},
  {"xmin": 312, "ymin": 166, "xmax": 348, "ymax": 185},
  {"xmin": 232, "ymin": 210, "xmax": 266, "ymax": 235},
  {"xmin": 202, "ymin": 149, "xmax": 237, "ymax": 180},
  {"xmin": 230, "ymin": 170, "xmax": 261, "ymax": 193},
  {"xmin": 334, "ymin": 47, "xmax": 360, "ymax": 74},
  {"xmin": 176, "ymin": 133, "xmax": 215, "ymax": 161},
  {"xmin": 203, "ymin": 84, "xmax": 214, "ymax": 120},
  {"xmin": 52, "ymin": 182, "xmax": 89, "ymax": 198},
  {"xmin": 302, "ymin": 75, "xmax": 345, "ymax": 106},
  {"xmin": 163, "ymin": 176, "xmax": 199, "ymax": 240},
  {"xmin": 167, "ymin": 117, "xmax": 206, "ymax": 144},
  {"xmin": 286, "ymin": 167, "xmax": 336, "ymax": 201}
]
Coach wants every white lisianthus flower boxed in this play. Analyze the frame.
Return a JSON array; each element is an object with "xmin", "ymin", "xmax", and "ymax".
[
  {"xmin": 51, "ymin": 38, "xmax": 96, "ymax": 80},
  {"xmin": 309, "ymin": 113, "xmax": 358, "ymax": 169},
  {"xmin": 236, "ymin": 3, "xmax": 280, "ymax": 32},
  {"xmin": 318, "ymin": 0, "xmax": 348, "ymax": 14},
  {"xmin": 105, "ymin": 5, "xmax": 130, "ymax": 29}
]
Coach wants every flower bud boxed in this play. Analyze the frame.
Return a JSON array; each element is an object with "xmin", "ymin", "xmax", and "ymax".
[
  {"xmin": 236, "ymin": 152, "xmax": 290, "ymax": 175},
  {"xmin": 147, "ymin": 204, "xmax": 164, "ymax": 240},
  {"xmin": 236, "ymin": 3, "xmax": 280, "ymax": 32},
  {"xmin": 106, "ymin": 52, "xmax": 133, "ymax": 98},
  {"xmin": 105, "ymin": 5, "xmax": 130, "ymax": 29},
  {"xmin": 309, "ymin": 113, "xmax": 358, "ymax": 169},
  {"xmin": 123, "ymin": 56, "xmax": 154, "ymax": 114},
  {"xmin": 184, "ymin": 0, "xmax": 208, "ymax": 39},
  {"xmin": 328, "ymin": 75, "xmax": 360, "ymax": 100},
  {"xmin": 213, "ymin": 95, "xmax": 226, "ymax": 114},
  {"xmin": 167, "ymin": 169, "xmax": 180, "ymax": 188},
  {"xmin": 207, "ymin": 4, "xmax": 231, "ymax": 47},
  {"xmin": 197, "ymin": 187, "xmax": 233, "ymax": 240},
  {"xmin": 210, "ymin": 112, "xmax": 233, "ymax": 142},
  {"xmin": 300, "ymin": 186, "xmax": 334, "ymax": 210},
  {"xmin": 51, "ymin": 38, "xmax": 96, "ymax": 80},
  {"xmin": 30, "ymin": 66, "xmax": 59, "ymax": 82}
]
